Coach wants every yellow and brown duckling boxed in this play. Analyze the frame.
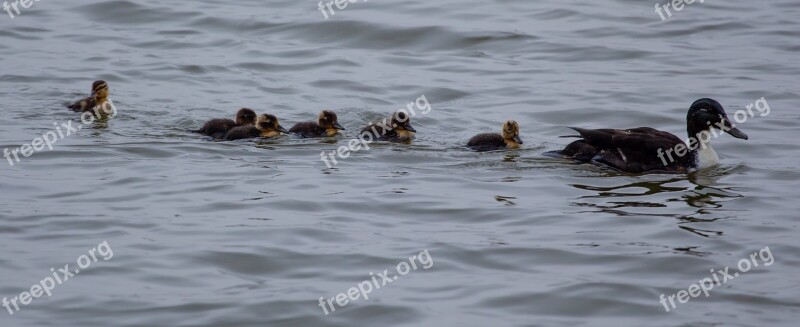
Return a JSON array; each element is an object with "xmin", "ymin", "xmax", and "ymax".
[
  {"xmin": 224, "ymin": 114, "xmax": 288, "ymax": 141},
  {"xmin": 467, "ymin": 120, "xmax": 523, "ymax": 151},
  {"xmin": 194, "ymin": 108, "xmax": 257, "ymax": 140},
  {"xmin": 288, "ymin": 110, "xmax": 345, "ymax": 138},
  {"xmin": 68, "ymin": 80, "xmax": 110, "ymax": 114},
  {"xmin": 360, "ymin": 111, "xmax": 417, "ymax": 142}
]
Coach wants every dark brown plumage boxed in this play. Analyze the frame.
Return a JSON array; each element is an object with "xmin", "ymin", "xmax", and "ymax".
[
  {"xmin": 223, "ymin": 126, "xmax": 261, "ymax": 141},
  {"xmin": 360, "ymin": 111, "xmax": 417, "ymax": 142},
  {"xmin": 467, "ymin": 133, "xmax": 506, "ymax": 151},
  {"xmin": 467, "ymin": 120, "xmax": 523, "ymax": 151},
  {"xmin": 224, "ymin": 113, "xmax": 288, "ymax": 141},
  {"xmin": 560, "ymin": 127, "xmax": 692, "ymax": 173},
  {"xmin": 288, "ymin": 110, "xmax": 344, "ymax": 138},
  {"xmin": 195, "ymin": 108, "xmax": 257, "ymax": 140}
]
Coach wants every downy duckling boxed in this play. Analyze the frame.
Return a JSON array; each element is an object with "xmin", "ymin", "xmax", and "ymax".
[
  {"xmin": 68, "ymin": 80, "xmax": 111, "ymax": 115},
  {"xmin": 224, "ymin": 114, "xmax": 288, "ymax": 141},
  {"xmin": 195, "ymin": 108, "xmax": 257, "ymax": 140},
  {"xmin": 360, "ymin": 111, "xmax": 417, "ymax": 142},
  {"xmin": 467, "ymin": 120, "xmax": 523, "ymax": 151},
  {"xmin": 555, "ymin": 98, "xmax": 748, "ymax": 173},
  {"xmin": 288, "ymin": 110, "xmax": 345, "ymax": 138}
]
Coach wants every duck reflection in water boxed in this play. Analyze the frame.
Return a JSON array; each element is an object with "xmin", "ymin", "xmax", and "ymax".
[{"xmin": 568, "ymin": 170, "xmax": 744, "ymax": 238}]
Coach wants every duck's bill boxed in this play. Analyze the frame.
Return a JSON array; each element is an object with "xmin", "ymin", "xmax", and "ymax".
[
  {"xmin": 405, "ymin": 125, "xmax": 417, "ymax": 133},
  {"xmin": 722, "ymin": 118, "xmax": 748, "ymax": 140},
  {"xmin": 726, "ymin": 126, "xmax": 748, "ymax": 140},
  {"xmin": 722, "ymin": 119, "xmax": 747, "ymax": 139},
  {"xmin": 278, "ymin": 125, "xmax": 289, "ymax": 134},
  {"xmin": 334, "ymin": 122, "xmax": 346, "ymax": 130},
  {"xmin": 513, "ymin": 136, "xmax": 523, "ymax": 144}
]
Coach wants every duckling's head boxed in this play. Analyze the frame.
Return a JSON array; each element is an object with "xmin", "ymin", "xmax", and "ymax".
[
  {"xmin": 236, "ymin": 108, "xmax": 257, "ymax": 126},
  {"xmin": 390, "ymin": 111, "xmax": 417, "ymax": 140},
  {"xmin": 256, "ymin": 114, "xmax": 288, "ymax": 138},
  {"xmin": 391, "ymin": 111, "xmax": 417, "ymax": 133},
  {"xmin": 318, "ymin": 110, "xmax": 345, "ymax": 136},
  {"xmin": 91, "ymin": 80, "xmax": 109, "ymax": 99},
  {"xmin": 687, "ymin": 98, "xmax": 748, "ymax": 140},
  {"xmin": 501, "ymin": 120, "xmax": 523, "ymax": 149}
]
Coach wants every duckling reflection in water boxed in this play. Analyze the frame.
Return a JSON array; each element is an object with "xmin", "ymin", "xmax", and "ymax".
[
  {"xmin": 467, "ymin": 120, "xmax": 523, "ymax": 151},
  {"xmin": 288, "ymin": 110, "xmax": 345, "ymax": 138},
  {"xmin": 194, "ymin": 108, "xmax": 257, "ymax": 140},
  {"xmin": 360, "ymin": 111, "xmax": 417, "ymax": 143},
  {"xmin": 224, "ymin": 114, "xmax": 288, "ymax": 141}
]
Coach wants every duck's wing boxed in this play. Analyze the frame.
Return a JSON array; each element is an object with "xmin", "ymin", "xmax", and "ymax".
[
  {"xmin": 194, "ymin": 119, "xmax": 236, "ymax": 136},
  {"xmin": 224, "ymin": 126, "xmax": 260, "ymax": 141},
  {"xmin": 360, "ymin": 123, "xmax": 388, "ymax": 140},
  {"xmin": 558, "ymin": 128, "xmax": 622, "ymax": 161},
  {"xmin": 567, "ymin": 127, "xmax": 621, "ymax": 149},
  {"xmin": 377, "ymin": 129, "xmax": 399, "ymax": 141},
  {"xmin": 288, "ymin": 122, "xmax": 323, "ymax": 138},
  {"xmin": 595, "ymin": 127, "xmax": 687, "ymax": 173},
  {"xmin": 68, "ymin": 96, "xmax": 97, "ymax": 112},
  {"xmin": 467, "ymin": 133, "xmax": 506, "ymax": 151}
]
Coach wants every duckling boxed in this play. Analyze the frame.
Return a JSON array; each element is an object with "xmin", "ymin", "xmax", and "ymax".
[
  {"xmin": 288, "ymin": 110, "xmax": 345, "ymax": 138},
  {"xmin": 360, "ymin": 111, "xmax": 417, "ymax": 142},
  {"xmin": 555, "ymin": 98, "xmax": 748, "ymax": 173},
  {"xmin": 467, "ymin": 120, "xmax": 523, "ymax": 151},
  {"xmin": 224, "ymin": 114, "xmax": 288, "ymax": 141},
  {"xmin": 68, "ymin": 80, "xmax": 110, "ymax": 114},
  {"xmin": 194, "ymin": 108, "xmax": 257, "ymax": 140}
]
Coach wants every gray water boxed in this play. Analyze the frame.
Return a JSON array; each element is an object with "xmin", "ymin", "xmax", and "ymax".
[{"xmin": 1, "ymin": 0, "xmax": 799, "ymax": 326}]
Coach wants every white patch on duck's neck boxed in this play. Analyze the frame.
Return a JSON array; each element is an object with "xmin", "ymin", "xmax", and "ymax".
[{"xmin": 694, "ymin": 138, "xmax": 719, "ymax": 170}]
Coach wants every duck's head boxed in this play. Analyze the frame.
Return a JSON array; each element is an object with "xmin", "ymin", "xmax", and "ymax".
[
  {"xmin": 236, "ymin": 108, "xmax": 257, "ymax": 126},
  {"xmin": 687, "ymin": 98, "xmax": 748, "ymax": 140},
  {"xmin": 256, "ymin": 113, "xmax": 288, "ymax": 138},
  {"xmin": 91, "ymin": 80, "xmax": 109, "ymax": 100},
  {"xmin": 391, "ymin": 111, "xmax": 417, "ymax": 134},
  {"xmin": 318, "ymin": 110, "xmax": 345, "ymax": 136},
  {"xmin": 501, "ymin": 120, "xmax": 523, "ymax": 149}
]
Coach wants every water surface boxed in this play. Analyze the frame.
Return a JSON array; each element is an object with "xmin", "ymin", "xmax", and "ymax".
[{"xmin": 1, "ymin": 0, "xmax": 799, "ymax": 326}]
